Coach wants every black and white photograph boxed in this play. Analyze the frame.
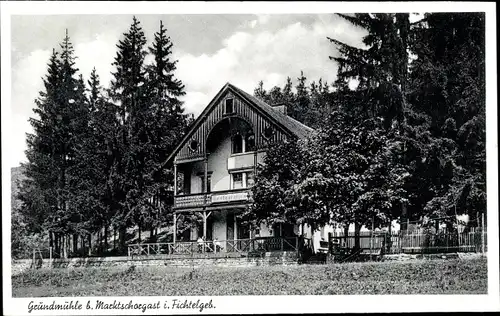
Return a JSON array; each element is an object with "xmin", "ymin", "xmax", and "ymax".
[{"xmin": 2, "ymin": 1, "xmax": 498, "ymax": 315}]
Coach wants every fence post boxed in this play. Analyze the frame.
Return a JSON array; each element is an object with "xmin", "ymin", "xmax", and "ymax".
[
  {"xmin": 49, "ymin": 246, "xmax": 52, "ymax": 262},
  {"xmin": 370, "ymin": 217, "xmax": 374, "ymax": 260},
  {"xmin": 32, "ymin": 249, "xmax": 36, "ymax": 269},
  {"xmin": 128, "ymin": 246, "xmax": 130, "ymax": 257}
]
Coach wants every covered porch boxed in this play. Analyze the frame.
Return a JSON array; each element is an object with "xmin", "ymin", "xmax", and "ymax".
[{"xmin": 127, "ymin": 235, "xmax": 306, "ymax": 258}]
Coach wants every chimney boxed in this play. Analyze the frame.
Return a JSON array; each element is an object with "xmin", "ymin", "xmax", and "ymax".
[{"xmin": 271, "ymin": 102, "xmax": 288, "ymax": 115}]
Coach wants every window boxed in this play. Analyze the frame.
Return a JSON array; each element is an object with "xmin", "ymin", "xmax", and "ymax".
[
  {"xmin": 231, "ymin": 171, "xmax": 254, "ymax": 190},
  {"xmin": 246, "ymin": 172, "xmax": 255, "ymax": 188},
  {"xmin": 232, "ymin": 173, "xmax": 243, "ymax": 189},
  {"xmin": 263, "ymin": 126, "xmax": 274, "ymax": 139},
  {"xmin": 245, "ymin": 133, "xmax": 256, "ymax": 152},
  {"xmin": 225, "ymin": 98, "xmax": 234, "ymax": 114},
  {"xmin": 232, "ymin": 134, "xmax": 243, "ymax": 154},
  {"xmin": 189, "ymin": 139, "xmax": 199, "ymax": 151}
]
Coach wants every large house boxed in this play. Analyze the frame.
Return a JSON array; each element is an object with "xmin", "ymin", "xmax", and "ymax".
[{"xmin": 165, "ymin": 83, "xmax": 331, "ymax": 253}]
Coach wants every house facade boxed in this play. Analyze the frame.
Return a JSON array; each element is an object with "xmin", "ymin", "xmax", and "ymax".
[{"xmin": 166, "ymin": 83, "xmax": 328, "ymax": 252}]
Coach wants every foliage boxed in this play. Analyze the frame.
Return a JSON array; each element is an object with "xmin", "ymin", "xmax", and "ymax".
[
  {"xmin": 250, "ymin": 12, "xmax": 485, "ymax": 241},
  {"xmin": 243, "ymin": 138, "xmax": 308, "ymax": 228},
  {"xmin": 253, "ymin": 72, "xmax": 333, "ymax": 129},
  {"xmin": 18, "ymin": 30, "xmax": 90, "ymax": 259},
  {"xmin": 408, "ymin": 13, "xmax": 486, "ymax": 224}
]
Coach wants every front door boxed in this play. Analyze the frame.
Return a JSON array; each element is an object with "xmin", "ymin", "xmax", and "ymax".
[{"xmin": 237, "ymin": 221, "xmax": 250, "ymax": 239}]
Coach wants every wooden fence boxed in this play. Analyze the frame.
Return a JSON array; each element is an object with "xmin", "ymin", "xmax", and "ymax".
[{"xmin": 330, "ymin": 227, "xmax": 487, "ymax": 254}]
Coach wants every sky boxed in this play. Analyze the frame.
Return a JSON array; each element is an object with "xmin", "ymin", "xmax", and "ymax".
[{"xmin": 10, "ymin": 14, "xmax": 367, "ymax": 168}]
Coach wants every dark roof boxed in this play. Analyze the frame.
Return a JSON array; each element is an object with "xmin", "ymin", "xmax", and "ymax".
[
  {"xmin": 228, "ymin": 83, "xmax": 314, "ymax": 139},
  {"xmin": 165, "ymin": 83, "xmax": 314, "ymax": 165}
]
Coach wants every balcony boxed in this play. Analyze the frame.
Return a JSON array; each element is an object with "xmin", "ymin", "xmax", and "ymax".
[
  {"xmin": 227, "ymin": 152, "xmax": 255, "ymax": 171},
  {"xmin": 174, "ymin": 188, "xmax": 251, "ymax": 210}
]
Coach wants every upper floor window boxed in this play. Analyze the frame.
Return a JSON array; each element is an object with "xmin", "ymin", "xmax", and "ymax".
[
  {"xmin": 231, "ymin": 171, "xmax": 254, "ymax": 190},
  {"xmin": 232, "ymin": 132, "xmax": 256, "ymax": 155},
  {"xmin": 232, "ymin": 134, "xmax": 243, "ymax": 154},
  {"xmin": 246, "ymin": 133, "xmax": 256, "ymax": 152},
  {"xmin": 232, "ymin": 173, "xmax": 243, "ymax": 189},
  {"xmin": 225, "ymin": 98, "xmax": 234, "ymax": 114},
  {"xmin": 246, "ymin": 171, "xmax": 255, "ymax": 188}
]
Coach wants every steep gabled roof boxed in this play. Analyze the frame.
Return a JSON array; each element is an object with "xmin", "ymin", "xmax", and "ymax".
[
  {"xmin": 228, "ymin": 83, "xmax": 314, "ymax": 139},
  {"xmin": 165, "ymin": 82, "xmax": 314, "ymax": 165}
]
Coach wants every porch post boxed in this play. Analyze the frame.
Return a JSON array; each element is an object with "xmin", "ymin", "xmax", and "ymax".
[
  {"xmin": 204, "ymin": 158, "xmax": 208, "ymax": 194},
  {"xmin": 173, "ymin": 212, "xmax": 177, "ymax": 244},
  {"xmin": 203, "ymin": 157, "xmax": 208, "ymax": 239},
  {"xmin": 173, "ymin": 163, "xmax": 178, "ymax": 195},
  {"xmin": 203, "ymin": 211, "xmax": 207, "ymax": 239},
  {"xmin": 234, "ymin": 212, "xmax": 237, "ymax": 240},
  {"xmin": 253, "ymin": 151, "xmax": 257, "ymax": 175}
]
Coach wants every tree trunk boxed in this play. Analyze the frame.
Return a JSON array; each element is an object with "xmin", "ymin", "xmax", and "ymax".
[
  {"xmin": 387, "ymin": 218, "xmax": 393, "ymax": 253},
  {"xmin": 98, "ymin": 230, "xmax": 102, "ymax": 254},
  {"xmin": 80, "ymin": 235, "xmax": 85, "ymax": 257},
  {"xmin": 104, "ymin": 224, "xmax": 109, "ymax": 252},
  {"xmin": 88, "ymin": 234, "xmax": 92, "ymax": 256},
  {"xmin": 60, "ymin": 235, "xmax": 64, "ymax": 258},
  {"xmin": 62, "ymin": 235, "xmax": 66, "ymax": 258},
  {"xmin": 53, "ymin": 233, "xmax": 58, "ymax": 258},
  {"xmin": 138, "ymin": 222, "xmax": 142, "ymax": 243},
  {"xmin": 310, "ymin": 222, "xmax": 316, "ymax": 253},
  {"xmin": 66, "ymin": 235, "xmax": 70, "ymax": 258},
  {"xmin": 354, "ymin": 222, "xmax": 361, "ymax": 251},
  {"xmin": 343, "ymin": 224, "xmax": 349, "ymax": 249},
  {"xmin": 119, "ymin": 226, "xmax": 126, "ymax": 255},
  {"xmin": 73, "ymin": 234, "xmax": 78, "ymax": 255}
]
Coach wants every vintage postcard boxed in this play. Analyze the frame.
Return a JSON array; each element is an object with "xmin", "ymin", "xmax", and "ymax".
[{"xmin": 1, "ymin": 1, "xmax": 498, "ymax": 315}]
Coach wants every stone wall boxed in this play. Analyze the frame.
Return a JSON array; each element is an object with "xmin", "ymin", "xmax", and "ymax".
[{"xmin": 11, "ymin": 251, "xmax": 298, "ymax": 275}]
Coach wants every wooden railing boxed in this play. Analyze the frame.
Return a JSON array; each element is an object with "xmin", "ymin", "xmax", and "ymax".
[
  {"xmin": 174, "ymin": 188, "xmax": 251, "ymax": 209},
  {"xmin": 127, "ymin": 236, "xmax": 301, "ymax": 257},
  {"xmin": 174, "ymin": 193, "xmax": 207, "ymax": 208}
]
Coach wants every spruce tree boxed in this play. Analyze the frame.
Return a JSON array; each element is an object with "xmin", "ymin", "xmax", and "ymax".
[
  {"xmin": 19, "ymin": 49, "xmax": 61, "ymax": 239},
  {"xmin": 145, "ymin": 20, "xmax": 188, "ymax": 240},
  {"xmin": 327, "ymin": 13, "xmax": 413, "ymax": 240},
  {"xmin": 109, "ymin": 16, "xmax": 149, "ymax": 251},
  {"xmin": 292, "ymin": 71, "xmax": 311, "ymax": 124},
  {"xmin": 409, "ymin": 13, "xmax": 486, "ymax": 227},
  {"xmin": 254, "ymin": 81, "xmax": 269, "ymax": 103},
  {"xmin": 19, "ymin": 30, "xmax": 89, "ymax": 257}
]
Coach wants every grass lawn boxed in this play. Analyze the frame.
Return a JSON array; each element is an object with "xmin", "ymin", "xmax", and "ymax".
[{"xmin": 12, "ymin": 258, "xmax": 487, "ymax": 297}]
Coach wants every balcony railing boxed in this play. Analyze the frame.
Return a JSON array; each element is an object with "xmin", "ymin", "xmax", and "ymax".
[
  {"xmin": 174, "ymin": 193, "xmax": 206, "ymax": 208},
  {"xmin": 174, "ymin": 188, "xmax": 251, "ymax": 209}
]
